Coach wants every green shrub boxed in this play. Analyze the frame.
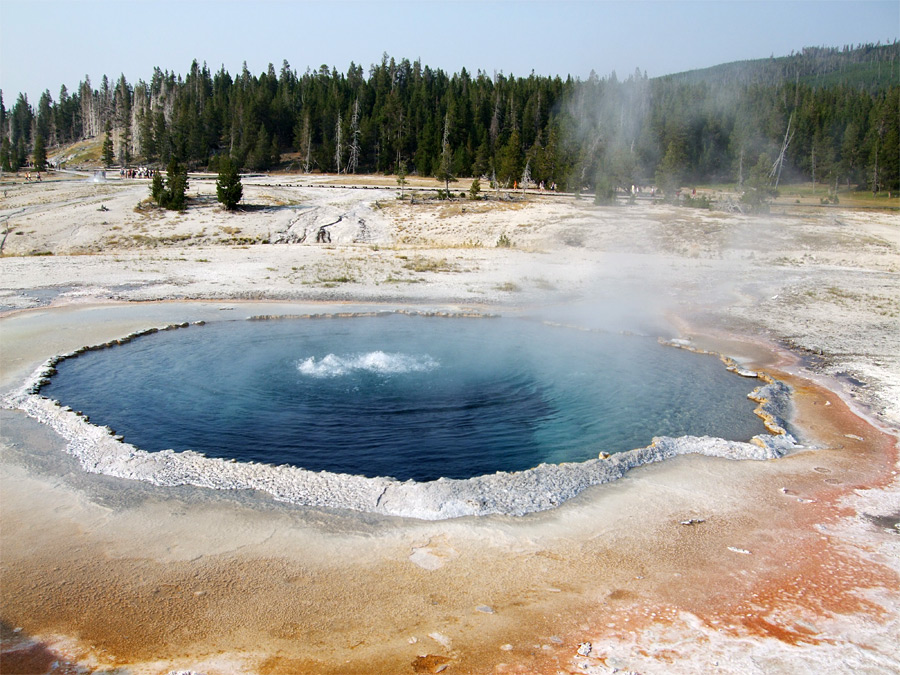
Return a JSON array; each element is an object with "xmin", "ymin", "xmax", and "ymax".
[
  {"xmin": 593, "ymin": 176, "xmax": 616, "ymax": 205},
  {"xmin": 683, "ymin": 194, "xmax": 712, "ymax": 209},
  {"xmin": 216, "ymin": 157, "xmax": 243, "ymax": 210}
]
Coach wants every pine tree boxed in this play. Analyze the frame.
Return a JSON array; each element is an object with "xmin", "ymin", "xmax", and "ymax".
[
  {"xmin": 102, "ymin": 120, "xmax": 114, "ymax": 167},
  {"xmin": 165, "ymin": 159, "xmax": 188, "ymax": 210},
  {"xmin": 138, "ymin": 108, "xmax": 156, "ymax": 162},
  {"xmin": 269, "ymin": 134, "xmax": 280, "ymax": 169},
  {"xmin": 14, "ymin": 136, "xmax": 26, "ymax": 171},
  {"xmin": 396, "ymin": 159, "xmax": 407, "ymax": 199},
  {"xmin": 216, "ymin": 157, "xmax": 243, "ymax": 210},
  {"xmin": 497, "ymin": 129, "xmax": 522, "ymax": 186},
  {"xmin": 32, "ymin": 133, "xmax": 47, "ymax": 171},
  {"xmin": 593, "ymin": 170, "xmax": 616, "ymax": 205},
  {"xmin": 741, "ymin": 153, "xmax": 778, "ymax": 212},
  {"xmin": 655, "ymin": 139, "xmax": 687, "ymax": 198},
  {"xmin": 469, "ymin": 177, "xmax": 481, "ymax": 200},
  {"xmin": 150, "ymin": 172, "xmax": 164, "ymax": 203},
  {"xmin": 153, "ymin": 111, "xmax": 168, "ymax": 164},
  {"xmin": 116, "ymin": 74, "xmax": 132, "ymax": 166},
  {"xmin": 150, "ymin": 160, "xmax": 188, "ymax": 210},
  {"xmin": 473, "ymin": 139, "xmax": 490, "ymax": 177},
  {"xmin": 1, "ymin": 136, "xmax": 11, "ymax": 172},
  {"xmin": 249, "ymin": 124, "xmax": 271, "ymax": 171},
  {"xmin": 36, "ymin": 90, "xmax": 53, "ymax": 147}
]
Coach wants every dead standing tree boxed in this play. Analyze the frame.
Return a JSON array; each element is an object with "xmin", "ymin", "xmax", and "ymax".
[
  {"xmin": 436, "ymin": 111, "xmax": 456, "ymax": 196},
  {"xmin": 347, "ymin": 98, "xmax": 361, "ymax": 174},
  {"xmin": 334, "ymin": 112, "xmax": 343, "ymax": 174},
  {"xmin": 770, "ymin": 113, "xmax": 794, "ymax": 189},
  {"xmin": 296, "ymin": 112, "xmax": 312, "ymax": 174},
  {"xmin": 521, "ymin": 159, "xmax": 533, "ymax": 197}
]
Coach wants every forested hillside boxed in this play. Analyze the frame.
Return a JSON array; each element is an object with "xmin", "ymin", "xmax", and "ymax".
[
  {"xmin": 1, "ymin": 43, "xmax": 897, "ymax": 195},
  {"xmin": 664, "ymin": 42, "xmax": 898, "ymax": 92}
]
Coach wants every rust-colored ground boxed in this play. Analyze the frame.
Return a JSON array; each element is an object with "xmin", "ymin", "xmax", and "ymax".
[{"xmin": 2, "ymin": 334, "xmax": 897, "ymax": 674}]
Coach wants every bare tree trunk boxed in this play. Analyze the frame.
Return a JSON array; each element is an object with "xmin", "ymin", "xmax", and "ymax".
[
  {"xmin": 297, "ymin": 113, "xmax": 312, "ymax": 173},
  {"xmin": 348, "ymin": 98, "xmax": 360, "ymax": 174},
  {"xmin": 304, "ymin": 130, "xmax": 312, "ymax": 174},
  {"xmin": 334, "ymin": 112, "xmax": 342, "ymax": 174},
  {"xmin": 771, "ymin": 113, "xmax": 793, "ymax": 189}
]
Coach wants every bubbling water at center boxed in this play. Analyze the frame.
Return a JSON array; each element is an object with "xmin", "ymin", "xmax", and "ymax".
[
  {"xmin": 297, "ymin": 351, "xmax": 440, "ymax": 378},
  {"xmin": 40, "ymin": 314, "xmax": 769, "ymax": 482}
]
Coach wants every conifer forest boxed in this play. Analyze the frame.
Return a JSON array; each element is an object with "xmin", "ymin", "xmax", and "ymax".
[{"xmin": 2, "ymin": 43, "xmax": 898, "ymax": 195}]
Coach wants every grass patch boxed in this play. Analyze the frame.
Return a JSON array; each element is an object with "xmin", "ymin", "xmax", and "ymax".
[
  {"xmin": 306, "ymin": 274, "xmax": 355, "ymax": 286},
  {"xmin": 529, "ymin": 277, "xmax": 556, "ymax": 291},
  {"xmin": 496, "ymin": 233, "xmax": 513, "ymax": 248},
  {"xmin": 383, "ymin": 275, "xmax": 423, "ymax": 284},
  {"xmin": 833, "ymin": 190, "xmax": 900, "ymax": 209},
  {"xmin": 826, "ymin": 285, "xmax": 856, "ymax": 300},
  {"xmin": 402, "ymin": 256, "xmax": 457, "ymax": 273},
  {"xmin": 133, "ymin": 199, "xmax": 157, "ymax": 214},
  {"xmin": 682, "ymin": 195, "xmax": 712, "ymax": 209},
  {"xmin": 53, "ymin": 136, "xmax": 103, "ymax": 166}
]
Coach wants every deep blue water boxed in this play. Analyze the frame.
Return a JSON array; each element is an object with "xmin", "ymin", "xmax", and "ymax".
[{"xmin": 41, "ymin": 315, "xmax": 768, "ymax": 481}]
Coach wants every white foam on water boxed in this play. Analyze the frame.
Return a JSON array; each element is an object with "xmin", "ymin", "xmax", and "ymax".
[{"xmin": 297, "ymin": 351, "xmax": 439, "ymax": 378}]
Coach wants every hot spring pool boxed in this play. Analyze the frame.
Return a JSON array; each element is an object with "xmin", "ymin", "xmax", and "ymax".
[{"xmin": 40, "ymin": 313, "xmax": 769, "ymax": 482}]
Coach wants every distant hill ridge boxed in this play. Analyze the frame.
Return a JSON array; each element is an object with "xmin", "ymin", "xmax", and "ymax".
[{"xmin": 660, "ymin": 42, "xmax": 899, "ymax": 92}]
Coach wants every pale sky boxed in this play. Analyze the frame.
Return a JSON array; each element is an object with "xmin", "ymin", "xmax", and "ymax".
[{"xmin": 1, "ymin": 0, "xmax": 897, "ymax": 105}]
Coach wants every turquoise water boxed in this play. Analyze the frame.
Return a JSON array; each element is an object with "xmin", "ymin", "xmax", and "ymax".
[{"xmin": 41, "ymin": 315, "xmax": 768, "ymax": 481}]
